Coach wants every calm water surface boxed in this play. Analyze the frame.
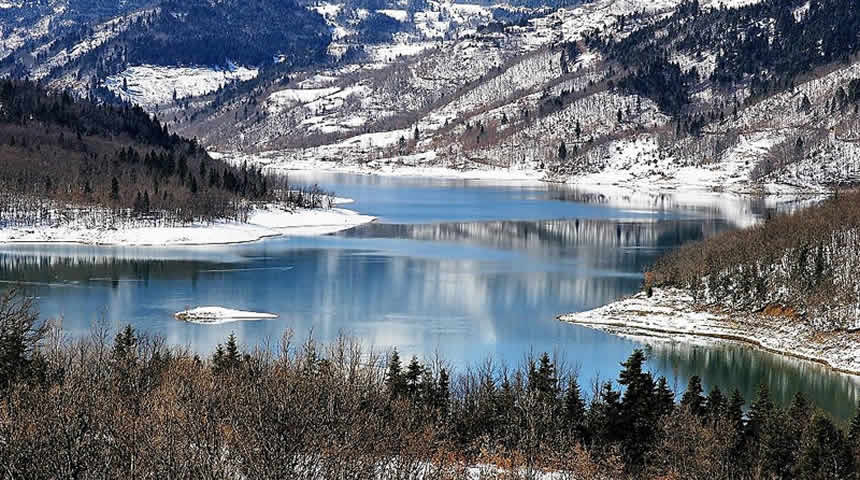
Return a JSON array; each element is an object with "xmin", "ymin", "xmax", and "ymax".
[{"xmin": 1, "ymin": 173, "xmax": 857, "ymax": 420}]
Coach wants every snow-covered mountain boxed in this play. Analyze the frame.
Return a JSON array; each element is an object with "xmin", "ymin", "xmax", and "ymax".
[{"xmin": 7, "ymin": 0, "xmax": 860, "ymax": 194}]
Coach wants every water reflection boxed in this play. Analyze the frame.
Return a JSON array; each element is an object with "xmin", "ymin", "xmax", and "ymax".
[
  {"xmin": 639, "ymin": 335, "xmax": 860, "ymax": 423},
  {"xmin": 0, "ymin": 173, "xmax": 849, "ymax": 420}
]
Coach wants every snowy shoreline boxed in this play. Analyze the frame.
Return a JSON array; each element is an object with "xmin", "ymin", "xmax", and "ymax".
[
  {"xmin": 0, "ymin": 204, "xmax": 376, "ymax": 247},
  {"xmin": 218, "ymin": 150, "xmax": 834, "ymax": 196},
  {"xmin": 560, "ymin": 288, "xmax": 860, "ymax": 376}
]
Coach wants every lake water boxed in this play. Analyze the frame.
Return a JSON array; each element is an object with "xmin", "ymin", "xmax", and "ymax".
[{"xmin": 1, "ymin": 173, "xmax": 857, "ymax": 420}]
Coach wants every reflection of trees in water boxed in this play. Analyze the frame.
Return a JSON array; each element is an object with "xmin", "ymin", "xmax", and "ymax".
[
  {"xmin": 0, "ymin": 253, "xmax": 210, "ymax": 286},
  {"xmin": 641, "ymin": 336, "xmax": 860, "ymax": 423},
  {"xmin": 343, "ymin": 218, "xmax": 732, "ymax": 269}
]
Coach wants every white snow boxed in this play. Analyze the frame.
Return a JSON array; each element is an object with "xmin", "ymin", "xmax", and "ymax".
[
  {"xmin": 175, "ymin": 306, "xmax": 278, "ymax": 324},
  {"xmin": 105, "ymin": 64, "xmax": 259, "ymax": 108},
  {"xmin": 561, "ymin": 288, "xmax": 860, "ymax": 375},
  {"xmin": 0, "ymin": 204, "xmax": 375, "ymax": 246},
  {"xmin": 378, "ymin": 9, "xmax": 409, "ymax": 22}
]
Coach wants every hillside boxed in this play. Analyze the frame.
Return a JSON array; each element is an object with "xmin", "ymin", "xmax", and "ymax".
[
  {"xmin": 562, "ymin": 188, "xmax": 860, "ymax": 373},
  {"xmin": 0, "ymin": 79, "xmax": 376, "ymax": 244},
  {"xmin": 160, "ymin": 0, "xmax": 860, "ymax": 194},
  {"xmin": 6, "ymin": 0, "xmax": 860, "ymax": 194}
]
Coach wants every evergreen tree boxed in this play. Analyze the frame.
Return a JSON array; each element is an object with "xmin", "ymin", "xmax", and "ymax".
[
  {"xmin": 385, "ymin": 349, "xmax": 406, "ymax": 399},
  {"xmin": 436, "ymin": 367, "xmax": 450, "ymax": 414},
  {"xmin": 680, "ymin": 376, "xmax": 705, "ymax": 416},
  {"xmin": 654, "ymin": 376, "xmax": 675, "ymax": 417},
  {"xmin": 110, "ymin": 177, "xmax": 120, "ymax": 201},
  {"xmin": 788, "ymin": 391, "xmax": 811, "ymax": 427},
  {"xmin": 558, "ymin": 141, "xmax": 568, "ymax": 162},
  {"xmin": 617, "ymin": 349, "xmax": 659, "ymax": 466},
  {"xmin": 794, "ymin": 413, "xmax": 854, "ymax": 479},
  {"xmin": 849, "ymin": 400, "xmax": 860, "ymax": 445},
  {"xmin": 706, "ymin": 385, "xmax": 726, "ymax": 420},
  {"xmin": 747, "ymin": 383, "xmax": 774, "ymax": 440},
  {"xmin": 564, "ymin": 376, "xmax": 586, "ymax": 436},
  {"xmin": 404, "ymin": 355, "xmax": 423, "ymax": 399},
  {"xmin": 112, "ymin": 324, "xmax": 137, "ymax": 358},
  {"xmin": 530, "ymin": 352, "xmax": 559, "ymax": 402}
]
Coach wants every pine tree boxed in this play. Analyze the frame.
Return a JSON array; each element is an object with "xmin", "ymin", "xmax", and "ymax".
[
  {"xmin": 849, "ymin": 401, "xmax": 860, "ymax": 445},
  {"xmin": 680, "ymin": 376, "xmax": 705, "ymax": 416},
  {"xmin": 385, "ymin": 349, "xmax": 405, "ymax": 399},
  {"xmin": 405, "ymin": 355, "xmax": 423, "ymax": 399},
  {"xmin": 565, "ymin": 376, "xmax": 586, "ymax": 431},
  {"xmin": 654, "ymin": 376, "xmax": 675, "ymax": 416},
  {"xmin": 110, "ymin": 177, "xmax": 120, "ymax": 201},
  {"xmin": 436, "ymin": 367, "xmax": 450, "ymax": 414},
  {"xmin": 530, "ymin": 352, "xmax": 559, "ymax": 402},
  {"xmin": 747, "ymin": 383, "xmax": 774, "ymax": 440},
  {"xmin": 618, "ymin": 349, "xmax": 658, "ymax": 466},
  {"xmin": 112, "ymin": 324, "xmax": 137, "ymax": 358},
  {"xmin": 706, "ymin": 385, "xmax": 726, "ymax": 420},
  {"xmin": 558, "ymin": 141, "xmax": 568, "ymax": 162},
  {"xmin": 794, "ymin": 413, "xmax": 853, "ymax": 479},
  {"xmin": 788, "ymin": 391, "xmax": 811, "ymax": 427}
]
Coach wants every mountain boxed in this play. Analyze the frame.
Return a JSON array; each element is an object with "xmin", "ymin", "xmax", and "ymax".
[
  {"xmin": 6, "ymin": 0, "xmax": 860, "ymax": 194},
  {"xmin": 176, "ymin": 0, "xmax": 860, "ymax": 194},
  {"xmin": 0, "ymin": 0, "xmax": 331, "ymax": 99}
]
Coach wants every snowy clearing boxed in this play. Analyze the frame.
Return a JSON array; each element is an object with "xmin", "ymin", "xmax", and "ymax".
[
  {"xmin": 560, "ymin": 288, "xmax": 860, "ymax": 375},
  {"xmin": 175, "ymin": 306, "xmax": 278, "ymax": 324},
  {"xmin": 105, "ymin": 64, "xmax": 259, "ymax": 108},
  {"xmin": 0, "ymin": 204, "xmax": 375, "ymax": 246}
]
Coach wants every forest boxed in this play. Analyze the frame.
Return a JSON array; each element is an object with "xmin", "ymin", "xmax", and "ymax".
[
  {"xmin": 595, "ymin": 0, "xmax": 860, "ymax": 117},
  {"xmin": 0, "ymin": 79, "xmax": 327, "ymax": 228},
  {"xmin": 0, "ymin": 289, "xmax": 858, "ymax": 479},
  {"xmin": 650, "ymin": 189, "xmax": 860, "ymax": 331}
]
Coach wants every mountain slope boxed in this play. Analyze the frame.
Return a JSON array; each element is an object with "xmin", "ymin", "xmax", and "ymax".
[{"xmin": 175, "ymin": 0, "xmax": 860, "ymax": 194}]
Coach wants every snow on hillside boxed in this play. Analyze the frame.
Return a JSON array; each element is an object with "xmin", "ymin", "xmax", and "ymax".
[
  {"xmin": 0, "ymin": 204, "xmax": 375, "ymax": 246},
  {"xmin": 105, "ymin": 64, "xmax": 259, "ymax": 108},
  {"xmin": 30, "ymin": 9, "xmax": 153, "ymax": 81},
  {"xmin": 561, "ymin": 287, "xmax": 860, "ymax": 374}
]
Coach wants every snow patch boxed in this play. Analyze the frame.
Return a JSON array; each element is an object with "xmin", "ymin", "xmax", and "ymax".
[{"xmin": 175, "ymin": 306, "xmax": 278, "ymax": 324}]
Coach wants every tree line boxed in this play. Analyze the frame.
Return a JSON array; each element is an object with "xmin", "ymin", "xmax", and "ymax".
[
  {"xmin": 0, "ymin": 79, "xmax": 329, "ymax": 227},
  {"xmin": 594, "ymin": 0, "xmax": 860, "ymax": 117},
  {"xmin": 650, "ymin": 189, "xmax": 860, "ymax": 331},
  {"xmin": 1, "ymin": 289, "xmax": 859, "ymax": 479}
]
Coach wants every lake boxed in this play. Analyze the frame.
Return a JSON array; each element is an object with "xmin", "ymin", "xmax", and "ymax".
[{"xmin": 1, "ymin": 172, "xmax": 857, "ymax": 420}]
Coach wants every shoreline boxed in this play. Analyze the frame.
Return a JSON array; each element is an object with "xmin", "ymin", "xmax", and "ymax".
[
  {"xmin": 559, "ymin": 288, "xmax": 860, "ymax": 376},
  {"xmin": 214, "ymin": 150, "xmax": 836, "ymax": 196},
  {"xmin": 0, "ymin": 205, "xmax": 376, "ymax": 247}
]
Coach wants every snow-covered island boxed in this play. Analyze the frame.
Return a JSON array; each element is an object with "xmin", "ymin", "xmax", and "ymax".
[
  {"xmin": 175, "ymin": 306, "xmax": 279, "ymax": 324},
  {"xmin": 0, "ymin": 202, "xmax": 375, "ymax": 246},
  {"xmin": 560, "ymin": 288, "xmax": 860, "ymax": 375}
]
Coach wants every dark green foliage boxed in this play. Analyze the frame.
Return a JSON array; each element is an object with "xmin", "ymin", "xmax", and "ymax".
[
  {"xmin": 617, "ymin": 349, "xmax": 659, "ymax": 467},
  {"xmin": 0, "ymin": 290, "xmax": 48, "ymax": 392},
  {"xmin": 748, "ymin": 383, "xmax": 775, "ymax": 440},
  {"xmin": 794, "ymin": 413, "xmax": 854, "ymax": 479},
  {"xmin": 601, "ymin": 0, "xmax": 860, "ymax": 116},
  {"xmin": 0, "ymin": 79, "xmax": 314, "ymax": 225},
  {"xmin": 385, "ymin": 349, "xmax": 406, "ymax": 399},
  {"xmin": 654, "ymin": 376, "xmax": 675, "ymax": 417},
  {"xmin": 680, "ymin": 375, "xmax": 705, "ymax": 416},
  {"xmin": 112, "ymin": 324, "xmax": 137, "ymax": 359},
  {"xmin": 705, "ymin": 385, "xmax": 725, "ymax": 420},
  {"xmin": 212, "ymin": 333, "xmax": 242, "ymax": 374}
]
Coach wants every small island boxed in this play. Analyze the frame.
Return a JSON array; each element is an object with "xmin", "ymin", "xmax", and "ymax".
[{"xmin": 174, "ymin": 306, "xmax": 279, "ymax": 324}]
